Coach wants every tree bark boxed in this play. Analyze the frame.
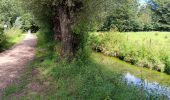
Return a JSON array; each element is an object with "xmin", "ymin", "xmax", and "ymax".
[
  {"xmin": 58, "ymin": 1, "xmax": 74, "ymax": 61},
  {"xmin": 52, "ymin": 0, "xmax": 83, "ymax": 61},
  {"xmin": 53, "ymin": 8, "xmax": 62, "ymax": 41}
]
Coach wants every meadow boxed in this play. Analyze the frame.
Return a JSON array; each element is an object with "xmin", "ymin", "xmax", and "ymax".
[
  {"xmin": 88, "ymin": 31, "xmax": 170, "ymax": 74},
  {"xmin": 124, "ymin": 32, "xmax": 170, "ymax": 53}
]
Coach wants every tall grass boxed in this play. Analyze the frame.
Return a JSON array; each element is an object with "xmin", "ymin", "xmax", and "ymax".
[
  {"xmin": 3, "ymin": 30, "xmax": 168, "ymax": 99},
  {"xmin": 88, "ymin": 31, "xmax": 170, "ymax": 74},
  {"xmin": 34, "ymin": 30, "xmax": 169, "ymax": 99},
  {"xmin": 0, "ymin": 27, "xmax": 24, "ymax": 52}
]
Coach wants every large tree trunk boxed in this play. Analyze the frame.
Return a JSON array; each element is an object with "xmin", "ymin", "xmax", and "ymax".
[
  {"xmin": 58, "ymin": 2, "xmax": 74, "ymax": 61},
  {"xmin": 53, "ymin": 14, "xmax": 62, "ymax": 41},
  {"xmin": 52, "ymin": 0, "xmax": 83, "ymax": 61}
]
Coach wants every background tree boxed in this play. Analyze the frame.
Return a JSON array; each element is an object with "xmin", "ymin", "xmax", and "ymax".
[
  {"xmin": 151, "ymin": 0, "xmax": 170, "ymax": 31},
  {"xmin": 0, "ymin": 0, "xmax": 22, "ymax": 28},
  {"xmin": 100, "ymin": 0, "xmax": 142, "ymax": 32},
  {"xmin": 20, "ymin": 13, "xmax": 39, "ymax": 33},
  {"xmin": 21, "ymin": 0, "xmax": 119, "ymax": 61},
  {"xmin": 138, "ymin": 4, "xmax": 158, "ymax": 31}
]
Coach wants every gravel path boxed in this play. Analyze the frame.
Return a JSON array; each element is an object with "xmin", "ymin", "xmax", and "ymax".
[{"xmin": 0, "ymin": 33, "xmax": 37, "ymax": 96}]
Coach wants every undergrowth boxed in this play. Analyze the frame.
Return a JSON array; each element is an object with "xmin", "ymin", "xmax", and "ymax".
[
  {"xmin": 0, "ymin": 27, "xmax": 24, "ymax": 52},
  {"xmin": 2, "ymin": 30, "xmax": 168, "ymax": 100},
  {"xmin": 88, "ymin": 31, "xmax": 170, "ymax": 74}
]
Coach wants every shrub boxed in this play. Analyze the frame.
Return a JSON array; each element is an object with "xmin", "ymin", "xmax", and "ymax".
[
  {"xmin": 0, "ymin": 27, "xmax": 8, "ymax": 51},
  {"xmin": 20, "ymin": 13, "xmax": 39, "ymax": 33},
  {"xmin": 88, "ymin": 32, "xmax": 104, "ymax": 52},
  {"xmin": 0, "ymin": 32, "xmax": 8, "ymax": 51},
  {"xmin": 88, "ymin": 31, "xmax": 124, "ymax": 56},
  {"xmin": 164, "ymin": 58, "xmax": 170, "ymax": 74},
  {"xmin": 0, "ymin": 27, "xmax": 24, "ymax": 52}
]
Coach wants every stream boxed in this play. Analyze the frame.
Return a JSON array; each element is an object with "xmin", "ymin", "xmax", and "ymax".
[
  {"xmin": 93, "ymin": 53, "xmax": 170, "ymax": 98},
  {"xmin": 124, "ymin": 72, "xmax": 170, "ymax": 98}
]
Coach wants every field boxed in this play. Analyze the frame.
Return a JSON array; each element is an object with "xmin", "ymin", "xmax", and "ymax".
[
  {"xmin": 124, "ymin": 32, "xmax": 170, "ymax": 60},
  {"xmin": 89, "ymin": 31, "xmax": 170, "ymax": 74},
  {"xmin": 124, "ymin": 32, "xmax": 170, "ymax": 54}
]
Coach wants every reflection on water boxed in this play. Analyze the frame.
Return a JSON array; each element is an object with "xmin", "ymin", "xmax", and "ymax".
[{"xmin": 124, "ymin": 72, "xmax": 170, "ymax": 98}]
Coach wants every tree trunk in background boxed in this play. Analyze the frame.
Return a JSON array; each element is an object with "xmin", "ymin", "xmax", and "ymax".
[
  {"xmin": 53, "ymin": 13, "xmax": 62, "ymax": 41},
  {"xmin": 52, "ymin": 0, "xmax": 83, "ymax": 61},
  {"xmin": 58, "ymin": 2, "xmax": 74, "ymax": 61}
]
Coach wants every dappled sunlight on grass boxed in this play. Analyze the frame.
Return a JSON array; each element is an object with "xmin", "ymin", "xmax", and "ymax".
[
  {"xmin": 0, "ymin": 28, "xmax": 25, "ymax": 52},
  {"xmin": 3, "ymin": 30, "xmax": 170, "ymax": 100}
]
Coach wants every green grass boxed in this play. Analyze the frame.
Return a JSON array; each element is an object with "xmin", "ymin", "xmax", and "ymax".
[
  {"xmin": 2, "ymin": 31, "xmax": 168, "ymax": 100},
  {"xmin": 6, "ymin": 28, "xmax": 25, "ymax": 44},
  {"xmin": 0, "ymin": 28, "xmax": 25, "ymax": 52},
  {"xmin": 124, "ymin": 32, "xmax": 170, "ymax": 54},
  {"xmin": 2, "ymin": 50, "xmax": 167, "ymax": 100},
  {"xmin": 93, "ymin": 52, "xmax": 170, "ymax": 86},
  {"xmin": 89, "ymin": 31, "xmax": 170, "ymax": 74}
]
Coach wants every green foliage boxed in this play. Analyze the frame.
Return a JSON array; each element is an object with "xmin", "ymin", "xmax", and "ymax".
[
  {"xmin": 164, "ymin": 58, "xmax": 170, "ymax": 74},
  {"xmin": 20, "ymin": 13, "xmax": 39, "ymax": 32},
  {"xmin": 0, "ymin": 28, "xmax": 24, "ymax": 52},
  {"xmin": 0, "ymin": 29, "xmax": 8, "ymax": 51},
  {"xmin": 0, "ymin": 0, "xmax": 22, "ymax": 27},
  {"xmin": 2, "ymin": 30, "xmax": 168, "ymax": 99},
  {"xmin": 137, "ymin": 0, "xmax": 170, "ymax": 31},
  {"xmin": 4, "ymin": 84, "xmax": 20, "ymax": 96},
  {"xmin": 89, "ymin": 32, "xmax": 124, "ymax": 55},
  {"xmin": 20, "ymin": 32, "xmax": 163, "ymax": 99},
  {"xmin": 100, "ymin": 0, "xmax": 141, "ymax": 32},
  {"xmin": 89, "ymin": 32, "xmax": 170, "ymax": 73},
  {"xmin": 0, "ymin": 0, "xmax": 26, "ymax": 52},
  {"xmin": 152, "ymin": 2, "xmax": 170, "ymax": 31},
  {"xmin": 100, "ymin": 0, "xmax": 170, "ymax": 32}
]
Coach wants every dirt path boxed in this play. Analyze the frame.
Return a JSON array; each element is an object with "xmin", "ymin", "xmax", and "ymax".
[{"xmin": 0, "ymin": 33, "xmax": 37, "ymax": 95}]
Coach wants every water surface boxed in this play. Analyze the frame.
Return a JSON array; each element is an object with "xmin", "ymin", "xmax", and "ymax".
[
  {"xmin": 93, "ymin": 53, "xmax": 170, "ymax": 98},
  {"xmin": 124, "ymin": 72, "xmax": 170, "ymax": 98}
]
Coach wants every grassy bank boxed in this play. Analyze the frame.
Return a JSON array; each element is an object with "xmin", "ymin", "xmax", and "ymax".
[
  {"xmin": 2, "ymin": 31, "xmax": 167, "ymax": 100},
  {"xmin": 88, "ymin": 31, "xmax": 170, "ymax": 74},
  {"xmin": 0, "ymin": 28, "xmax": 24, "ymax": 52}
]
